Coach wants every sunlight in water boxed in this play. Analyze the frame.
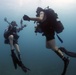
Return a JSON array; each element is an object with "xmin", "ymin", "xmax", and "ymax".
[
  {"xmin": 0, "ymin": 0, "xmax": 75, "ymax": 10},
  {"xmin": 18, "ymin": 0, "xmax": 75, "ymax": 7},
  {"xmin": 17, "ymin": 0, "xmax": 75, "ymax": 10}
]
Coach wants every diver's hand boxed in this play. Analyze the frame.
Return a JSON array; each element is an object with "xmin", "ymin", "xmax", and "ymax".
[
  {"xmin": 20, "ymin": 19, "xmax": 23, "ymax": 25},
  {"xmin": 4, "ymin": 17, "xmax": 10, "ymax": 24},
  {"xmin": 24, "ymin": 24, "xmax": 27, "ymax": 27},
  {"xmin": 23, "ymin": 15, "xmax": 30, "ymax": 21},
  {"xmin": 4, "ymin": 17, "xmax": 7, "ymax": 22},
  {"xmin": 21, "ymin": 25, "xmax": 27, "ymax": 30}
]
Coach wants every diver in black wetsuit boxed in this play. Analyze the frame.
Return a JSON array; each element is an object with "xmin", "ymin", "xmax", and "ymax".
[
  {"xmin": 23, "ymin": 7, "xmax": 70, "ymax": 75},
  {"xmin": 4, "ymin": 18, "xmax": 30, "ymax": 72},
  {"xmin": 4, "ymin": 18, "xmax": 26, "ymax": 60}
]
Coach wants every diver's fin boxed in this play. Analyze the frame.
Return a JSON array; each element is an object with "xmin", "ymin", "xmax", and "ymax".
[
  {"xmin": 20, "ymin": 61, "xmax": 31, "ymax": 72},
  {"xmin": 11, "ymin": 50, "xmax": 30, "ymax": 73},
  {"xmin": 12, "ymin": 52, "xmax": 31, "ymax": 73},
  {"xmin": 11, "ymin": 50, "xmax": 17, "ymax": 69},
  {"xmin": 17, "ymin": 60, "xmax": 31, "ymax": 72},
  {"xmin": 61, "ymin": 57, "xmax": 70, "ymax": 75},
  {"xmin": 59, "ymin": 47, "xmax": 76, "ymax": 58}
]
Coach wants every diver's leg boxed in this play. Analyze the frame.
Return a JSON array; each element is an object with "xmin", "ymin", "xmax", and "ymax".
[
  {"xmin": 8, "ymin": 35, "xmax": 18, "ymax": 69},
  {"xmin": 46, "ymin": 39, "xmax": 67, "ymax": 60},
  {"xmin": 11, "ymin": 50, "xmax": 17, "ymax": 69},
  {"xmin": 13, "ymin": 44, "xmax": 30, "ymax": 72},
  {"xmin": 14, "ymin": 44, "xmax": 21, "ymax": 60},
  {"xmin": 46, "ymin": 39, "xmax": 69, "ymax": 75},
  {"xmin": 8, "ymin": 35, "xmax": 14, "ymax": 50}
]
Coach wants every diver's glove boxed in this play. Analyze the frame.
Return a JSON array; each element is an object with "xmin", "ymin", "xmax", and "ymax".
[{"xmin": 23, "ymin": 15, "xmax": 30, "ymax": 21}]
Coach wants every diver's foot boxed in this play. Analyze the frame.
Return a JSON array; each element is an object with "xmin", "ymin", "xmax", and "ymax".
[
  {"xmin": 62, "ymin": 57, "xmax": 70, "ymax": 75},
  {"xmin": 64, "ymin": 57, "xmax": 70, "ymax": 67}
]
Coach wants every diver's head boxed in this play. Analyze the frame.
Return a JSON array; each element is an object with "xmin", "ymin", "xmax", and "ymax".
[
  {"xmin": 36, "ymin": 7, "xmax": 44, "ymax": 16},
  {"xmin": 11, "ymin": 21, "xmax": 17, "ymax": 26},
  {"xmin": 36, "ymin": 7, "xmax": 43, "ymax": 13}
]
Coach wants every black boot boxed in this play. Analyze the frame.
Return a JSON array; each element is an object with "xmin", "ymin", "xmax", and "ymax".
[{"xmin": 11, "ymin": 49, "xmax": 17, "ymax": 69}]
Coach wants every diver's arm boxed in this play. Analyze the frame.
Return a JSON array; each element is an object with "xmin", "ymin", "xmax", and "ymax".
[
  {"xmin": 23, "ymin": 11, "xmax": 45, "ymax": 22},
  {"xmin": 4, "ymin": 17, "xmax": 11, "ymax": 25},
  {"xmin": 17, "ymin": 25, "xmax": 26, "ymax": 32},
  {"xmin": 30, "ymin": 17, "xmax": 41, "ymax": 21},
  {"xmin": 30, "ymin": 11, "xmax": 44, "ymax": 21}
]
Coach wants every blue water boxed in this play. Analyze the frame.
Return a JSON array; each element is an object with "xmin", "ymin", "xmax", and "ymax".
[{"xmin": 0, "ymin": 0, "xmax": 76, "ymax": 75}]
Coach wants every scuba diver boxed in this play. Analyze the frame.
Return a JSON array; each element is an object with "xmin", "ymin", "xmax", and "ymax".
[
  {"xmin": 22, "ymin": 7, "xmax": 70, "ymax": 75},
  {"xmin": 4, "ymin": 18, "xmax": 30, "ymax": 72}
]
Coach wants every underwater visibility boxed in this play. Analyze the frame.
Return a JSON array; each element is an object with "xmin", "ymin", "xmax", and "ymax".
[{"xmin": 0, "ymin": 0, "xmax": 76, "ymax": 75}]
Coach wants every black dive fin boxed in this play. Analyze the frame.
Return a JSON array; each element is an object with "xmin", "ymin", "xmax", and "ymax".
[
  {"xmin": 61, "ymin": 57, "xmax": 70, "ymax": 75},
  {"xmin": 18, "ymin": 61, "xmax": 31, "ymax": 72},
  {"xmin": 59, "ymin": 47, "xmax": 76, "ymax": 58},
  {"xmin": 11, "ymin": 50, "xmax": 17, "ymax": 69},
  {"xmin": 11, "ymin": 50, "xmax": 30, "ymax": 73}
]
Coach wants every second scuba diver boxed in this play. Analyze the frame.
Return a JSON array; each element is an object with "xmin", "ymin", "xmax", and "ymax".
[{"xmin": 4, "ymin": 18, "xmax": 30, "ymax": 72}]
